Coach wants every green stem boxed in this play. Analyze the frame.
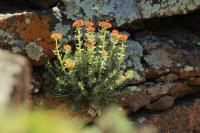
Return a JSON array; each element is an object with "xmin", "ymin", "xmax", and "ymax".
[
  {"xmin": 55, "ymin": 39, "xmax": 65, "ymax": 72},
  {"xmin": 77, "ymin": 27, "xmax": 82, "ymax": 52},
  {"xmin": 97, "ymin": 28, "xmax": 107, "ymax": 81},
  {"xmin": 119, "ymin": 41, "xmax": 126, "ymax": 64},
  {"xmin": 101, "ymin": 28, "xmax": 107, "ymax": 51}
]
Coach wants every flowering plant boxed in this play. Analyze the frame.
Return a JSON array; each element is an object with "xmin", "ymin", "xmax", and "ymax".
[{"xmin": 46, "ymin": 20, "xmax": 133, "ymax": 105}]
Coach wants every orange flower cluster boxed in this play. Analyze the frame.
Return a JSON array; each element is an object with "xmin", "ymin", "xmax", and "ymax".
[
  {"xmin": 72, "ymin": 20, "xmax": 112, "ymax": 30},
  {"xmin": 111, "ymin": 30, "xmax": 119, "ymax": 39},
  {"xmin": 51, "ymin": 33, "xmax": 62, "ymax": 40},
  {"xmin": 111, "ymin": 30, "xmax": 128, "ymax": 41},
  {"xmin": 118, "ymin": 34, "xmax": 129, "ymax": 41},
  {"xmin": 65, "ymin": 60, "xmax": 76, "ymax": 70},
  {"xmin": 63, "ymin": 44, "xmax": 72, "ymax": 51},
  {"xmin": 84, "ymin": 21, "xmax": 94, "ymax": 27},
  {"xmin": 87, "ymin": 27, "xmax": 95, "ymax": 33},
  {"xmin": 99, "ymin": 21, "xmax": 112, "ymax": 28},
  {"xmin": 73, "ymin": 20, "xmax": 84, "ymax": 27}
]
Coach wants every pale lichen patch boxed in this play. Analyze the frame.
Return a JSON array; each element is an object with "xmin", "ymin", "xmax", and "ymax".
[{"xmin": 25, "ymin": 42, "xmax": 44, "ymax": 61}]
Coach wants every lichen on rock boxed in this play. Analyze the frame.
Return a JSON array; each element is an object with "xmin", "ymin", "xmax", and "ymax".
[
  {"xmin": 61, "ymin": 0, "xmax": 200, "ymax": 27},
  {"xmin": 0, "ymin": 29, "xmax": 22, "ymax": 47},
  {"xmin": 125, "ymin": 40, "xmax": 144, "ymax": 72},
  {"xmin": 25, "ymin": 42, "xmax": 44, "ymax": 61}
]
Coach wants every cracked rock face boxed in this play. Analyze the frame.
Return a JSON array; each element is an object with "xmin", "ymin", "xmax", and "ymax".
[
  {"xmin": 117, "ymin": 31, "xmax": 200, "ymax": 113},
  {"xmin": 61, "ymin": 0, "xmax": 200, "ymax": 26},
  {"xmin": 143, "ymin": 99, "xmax": 200, "ymax": 133}
]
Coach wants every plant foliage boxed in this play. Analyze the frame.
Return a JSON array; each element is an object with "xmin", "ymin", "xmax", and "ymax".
[{"xmin": 46, "ymin": 20, "xmax": 134, "ymax": 105}]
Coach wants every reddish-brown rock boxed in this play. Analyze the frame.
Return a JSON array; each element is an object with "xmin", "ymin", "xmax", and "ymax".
[
  {"xmin": 169, "ymin": 83, "xmax": 190, "ymax": 97},
  {"xmin": 0, "ymin": 12, "xmax": 55, "ymax": 66},
  {"xmin": 118, "ymin": 82, "xmax": 198, "ymax": 112},
  {"xmin": 188, "ymin": 78, "xmax": 200, "ymax": 86},
  {"xmin": 180, "ymin": 70, "xmax": 200, "ymax": 79},
  {"xmin": 146, "ymin": 96, "xmax": 175, "ymax": 111},
  {"xmin": 117, "ymin": 88, "xmax": 151, "ymax": 112},
  {"xmin": 156, "ymin": 74, "xmax": 179, "ymax": 83},
  {"xmin": 144, "ymin": 99, "xmax": 200, "ymax": 133}
]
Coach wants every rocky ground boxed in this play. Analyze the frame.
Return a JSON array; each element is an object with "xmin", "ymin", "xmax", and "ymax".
[{"xmin": 1, "ymin": 0, "xmax": 200, "ymax": 133}]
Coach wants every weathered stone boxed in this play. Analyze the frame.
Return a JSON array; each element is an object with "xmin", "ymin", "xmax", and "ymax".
[
  {"xmin": 117, "ymin": 88, "xmax": 151, "ymax": 112},
  {"xmin": 125, "ymin": 40, "xmax": 144, "ymax": 72},
  {"xmin": 0, "ymin": 49, "xmax": 31, "ymax": 109},
  {"xmin": 145, "ymin": 67, "xmax": 162, "ymax": 79},
  {"xmin": 188, "ymin": 78, "xmax": 200, "ymax": 86},
  {"xmin": 147, "ymin": 84, "xmax": 170, "ymax": 99},
  {"xmin": 140, "ymin": 37, "xmax": 200, "ymax": 78},
  {"xmin": 0, "ymin": 12, "xmax": 56, "ymax": 66},
  {"xmin": 143, "ymin": 99, "xmax": 200, "ymax": 133},
  {"xmin": 118, "ymin": 81, "xmax": 198, "ymax": 112},
  {"xmin": 156, "ymin": 74, "xmax": 179, "ymax": 83},
  {"xmin": 168, "ymin": 83, "xmax": 190, "ymax": 97},
  {"xmin": 142, "ymin": 40, "xmax": 175, "ymax": 72},
  {"xmin": 146, "ymin": 96, "xmax": 175, "ymax": 111},
  {"xmin": 61, "ymin": 0, "xmax": 200, "ymax": 27},
  {"xmin": 180, "ymin": 70, "xmax": 200, "ymax": 79}
]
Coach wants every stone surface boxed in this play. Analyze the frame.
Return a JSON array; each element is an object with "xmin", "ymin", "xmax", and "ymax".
[
  {"xmin": 117, "ymin": 82, "xmax": 193, "ymax": 112},
  {"xmin": 139, "ymin": 35, "xmax": 200, "ymax": 78},
  {"xmin": 156, "ymin": 74, "xmax": 179, "ymax": 83},
  {"xmin": 0, "ymin": 12, "xmax": 56, "ymax": 66},
  {"xmin": 145, "ymin": 96, "xmax": 175, "ymax": 111},
  {"xmin": 143, "ymin": 99, "xmax": 200, "ymax": 133},
  {"xmin": 188, "ymin": 78, "xmax": 200, "ymax": 86},
  {"xmin": 124, "ymin": 40, "xmax": 144, "ymax": 72},
  {"xmin": 117, "ymin": 31, "xmax": 200, "ymax": 112},
  {"xmin": 61, "ymin": 0, "xmax": 200, "ymax": 27},
  {"xmin": 0, "ymin": 49, "xmax": 31, "ymax": 109}
]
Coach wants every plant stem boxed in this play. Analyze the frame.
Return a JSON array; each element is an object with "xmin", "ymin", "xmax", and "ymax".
[
  {"xmin": 55, "ymin": 39, "xmax": 65, "ymax": 72},
  {"xmin": 98, "ymin": 28, "xmax": 107, "ymax": 80},
  {"xmin": 101, "ymin": 28, "xmax": 107, "ymax": 52},
  {"xmin": 77, "ymin": 27, "xmax": 82, "ymax": 52},
  {"xmin": 119, "ymin": 41, "xmax": 126, "ymax": 64}
]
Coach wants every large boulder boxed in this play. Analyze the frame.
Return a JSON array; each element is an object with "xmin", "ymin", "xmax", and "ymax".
[
  {"xmin": 117, "ymin": 30, "xmax": 200, "ymax": 112},
  {"xmin": 142, "ymin": 99, "xmax": 200, "ymax": 133},
  {"xmin": 61, "ymin": 0, "xmax": 200, "ymax": 26},
  {"xmin": 0, "ymin": 49, "xmax": 31, "ymax": 109},
  {"xmin": 0, "ymin": 12, "xmax": 56, "ymax": 66}
]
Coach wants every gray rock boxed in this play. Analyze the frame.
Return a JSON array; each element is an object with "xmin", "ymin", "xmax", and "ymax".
[
  {"xmin": 144, "ymin": 53, "xmax": 161, "ymax": 69},
  {"xmin": 61, "ymin": 0, "xmax": 200, "ymax": 27},
  {"xmin": 124, "ymin": 40, "xmax": 144, "ymax": 72},
  {"xmin": 0, "ymin": 49, "xmax": 31, "ymax": 109},
  {"xmin": 126, "ymin": 40, "xmax": 143, "ymax": 57}
]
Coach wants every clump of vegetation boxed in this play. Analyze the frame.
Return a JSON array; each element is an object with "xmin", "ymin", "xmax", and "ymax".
[
  {"xmin": 0, "ymin": 107, "xmax": 135, "ymax": 133},
  {"xmin": 45, "ymin": 20, "xmax": 134, "ymax": 105}
]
